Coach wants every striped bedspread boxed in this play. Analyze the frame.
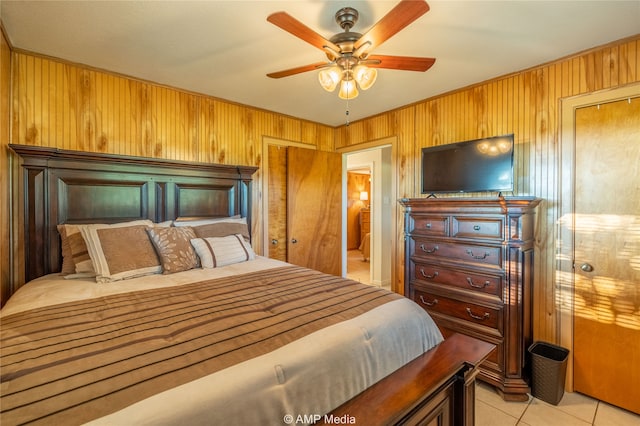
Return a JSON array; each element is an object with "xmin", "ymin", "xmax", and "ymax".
[{"xmin": 1, "ymin": 265, "xmax": 403, "ymax": 425}]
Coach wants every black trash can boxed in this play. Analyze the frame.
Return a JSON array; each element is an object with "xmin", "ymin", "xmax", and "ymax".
[{"xmin": 528, "ymin": 341, "xmax": 569, "ymax": 405}]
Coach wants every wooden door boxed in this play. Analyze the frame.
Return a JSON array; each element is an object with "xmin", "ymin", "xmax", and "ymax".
[
  {"xmin": 287, "ymin": 147, "xmax": 342, "ymax": 276},
  {"xmin": 267, "ymin": 145, "xmax": 288, "ymax": 261},
  {"xmin": 267, "ymin": 145, "xmax": 342, "ymax": 276},
  {"xmin": 573, "ymin": 97, "xmax": 640, "ymax": 414}
]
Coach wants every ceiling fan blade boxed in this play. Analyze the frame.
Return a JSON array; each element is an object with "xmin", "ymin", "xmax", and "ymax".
[
  {"xmin": 267, "ymin": 62, "xmax": 328, "ymax": 79},
  {"xmin": 355, "ymin": 0, "xmax": 430, "ymax": 54},
  {"xmin": 267, "ymin": 12, "xmax": 340, "ymax": 53},
  {"xmin": 367, "ymin": 55, "xmax": 436, "ymax": 72}
]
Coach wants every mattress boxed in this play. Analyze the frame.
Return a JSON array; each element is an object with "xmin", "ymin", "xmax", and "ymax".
[{"xmin": 1, "ymin": 257, "xmax": 443, "ymax": 426}]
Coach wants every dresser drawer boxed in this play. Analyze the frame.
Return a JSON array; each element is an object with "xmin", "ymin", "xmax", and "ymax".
[
  {"xmin": 413, "ymin": 238, "xmax": 503, "ymax": 268},
  {"xmin": 412, "ymin": 289, "xmax": 503, "ymax": 330},
  {"xmin": 409, "ymin": 214, "xmax": 449, "ymax": 237},
  {"xmin": 412, "ymin": 262, "xmax": 502, "ymax": 298},
  {"xmin": 452, "ymin": 216, "xmax": 504, "ymax": 240}
]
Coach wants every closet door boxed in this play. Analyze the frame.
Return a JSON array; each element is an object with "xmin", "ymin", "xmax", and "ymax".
[
  {"xmin": 573, "ymin": 97, "xmax": 640, "ymax": 414},
  {"xmin": 267, "ymin": 145, "xmax": 342, "ymax": 276}
]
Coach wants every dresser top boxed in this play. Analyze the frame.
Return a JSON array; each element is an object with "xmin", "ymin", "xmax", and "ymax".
[{"xmin": 399, "ymin": 196, "xmax": 542, "ymax": 214}]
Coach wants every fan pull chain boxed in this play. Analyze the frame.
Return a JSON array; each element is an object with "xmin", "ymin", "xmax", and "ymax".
[
  {"xmin": 345, "ymin": 62, "xmax": 351, "ymax": 126},
  {"xmin": 346, "ymin": 99, "xmax": 350, "ymax": 126}
]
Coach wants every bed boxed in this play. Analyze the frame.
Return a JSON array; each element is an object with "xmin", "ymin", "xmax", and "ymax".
[
  {"xmin": 359, "ymin": 232, "xmax": 370, "ymax": 261},
  {"xmin": 1, "ymin": 144, "xmax": 494, "ymax": 426}
]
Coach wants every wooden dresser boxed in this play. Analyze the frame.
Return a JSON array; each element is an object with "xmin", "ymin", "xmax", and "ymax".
[
  {"xmin": 400, "ymin": 197, "xmax": 541, "ymax": 401},
  {"xmin": 359, "ymin": 208, "xmax": 370, "ymax": 245}
]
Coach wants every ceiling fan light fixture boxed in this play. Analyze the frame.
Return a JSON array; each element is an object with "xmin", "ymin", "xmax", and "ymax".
[
  {"xmin": 338, "ymin": 79, "xmax": 359, "ymax": 100},
  {"xmin": 318, "ymin": 67, "xmax": 342, "ymax": 92},
  {"xmin": 267, "ymin": 1, "xmax": 434, "ymax": 103},
  {"xmin": 353, "ymin": 65, "xmax": 377, "ymax": 90}
]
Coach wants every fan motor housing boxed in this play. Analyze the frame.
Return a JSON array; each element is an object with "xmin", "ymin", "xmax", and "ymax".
[
  {"xmin": 330, "ymin": 31, "xmax": 362, "ymax": 52},
  {"xmin": 335, "ymin": 7, "xmax": 359, "ymax": 30}
]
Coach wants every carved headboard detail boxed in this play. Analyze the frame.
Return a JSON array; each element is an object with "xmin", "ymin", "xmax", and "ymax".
[{"xmin": 10, "ymin": 144, "xmax": 258, "ymax": 284}]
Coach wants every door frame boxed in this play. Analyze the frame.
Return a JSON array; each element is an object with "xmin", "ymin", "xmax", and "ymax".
[
  {"xmin": 558, "ymin": 82, "xmax": 640, "ymax": 392},
  {"xmin": 338, "ymin": 137, "xmax": 397, "ymax": 289},
  {"xmin": 261, "ymin": 136, "xmax": 316, "ymax": 257}
]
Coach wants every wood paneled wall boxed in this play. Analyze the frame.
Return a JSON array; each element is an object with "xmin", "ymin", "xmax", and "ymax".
[
  {"xmin": 9, "ymin": 55, "xmax": 335, "ymax": 159},
  {"xmin": 2, "ymin": 30, "xmax": 639, "ymax": 346},
  {"xmin": 1, "ymin": 28, "xmax": 11, "ymax": 307},
  {"xmin": 336, "ymin": 35, "xmax": 640, "ymax": 342},
  {"xmin": 2, "ymin": 48, "xmax": 335, "ymax": 305}
]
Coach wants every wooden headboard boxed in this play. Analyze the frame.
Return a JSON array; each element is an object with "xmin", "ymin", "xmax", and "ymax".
[{"xmin": 10, "ymin": 144, "xmax": 258, "ymax": 284}]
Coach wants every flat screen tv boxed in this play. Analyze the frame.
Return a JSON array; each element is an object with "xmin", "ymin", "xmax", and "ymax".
[{"xmin": 421, "ymin": 134, "xmax": 514, "ymax": 194}]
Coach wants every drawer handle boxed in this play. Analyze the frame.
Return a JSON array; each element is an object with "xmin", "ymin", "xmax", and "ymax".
[
  {"xmin": 419, "ymin": 296, "xmax": 439, "ymax": 307},
  {"xmin": 420, "ymin": 244, "xmax": 439, "ymax": 254},
  {"xmin": 466, "ymin": 249, "xmax": 490, "ymax": 260},
  {"xmin": 420, "ymin": 269, "xmax": 439, "ymax": 280},
  {"xmin": 473, "ymin": 225, "xmax": 481, "ymax": 231},
  {"xmin": 467, "ymin": 277, "xmax": 490, "ymax": 289},
  {"xmin": 425, "ymin": 223, "xmax": 432, "ymax": 229},
  {"xmin": 466, "ymin": 307, "xmax": 490, "ymax": 321}
]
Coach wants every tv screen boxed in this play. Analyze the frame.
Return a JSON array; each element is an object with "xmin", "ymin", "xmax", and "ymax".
[{"xmin": 421, "ymin": 134, "xmax": 514, "ymax": 194}]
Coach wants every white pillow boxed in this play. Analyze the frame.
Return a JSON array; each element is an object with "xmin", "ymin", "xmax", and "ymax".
[{"xmin": 190, "ymin": 234, "xmax": 255, "ymax": 268}]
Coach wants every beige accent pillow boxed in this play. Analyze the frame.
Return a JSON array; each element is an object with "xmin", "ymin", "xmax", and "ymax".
[
  {"xmin": 58, "ymin": 220, "xmax": 155, "ymax": 277},
  {"xmin": 58, "ymin": 224, "xmax": 96, "ymax": 275},
  {"xmin": 147, "ymin": 226, "xmax": 199, "ymax": 274},
  {"xmin": 57, "ymin": 224, "xmax": 76, "ymax": 275},
  {"xmin": 192, "ymin": 221, "xmax": 250, "ymax": 241},
  {"xmin": 190, "ymin": 234, "xmax": 255, "ymax": 268},
  {"xmin": 175, "ymin": 216, "xmax": 250, "ymax": 242},
  {"xmin": 80, "ymin": 222, "xmax": 160, "ymax": 283}
]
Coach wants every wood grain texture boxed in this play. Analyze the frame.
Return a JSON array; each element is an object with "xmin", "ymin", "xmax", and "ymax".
[
  {"xmin": 2, "ymin": 34, "xmax": 639, "ymax": 349},
  {"xmin": 1, "ymin": 29, "xmax": 11, "ymax": 307},
  {"xmin": 287, "ymin": 147, "xmax": 342, "ymax": 276},
  {"xmin": 267, "ymin": 145, "xmax": 288, "ymax": 261},
  {"xmin": 573, "ymin": 99, "xmax": 640, "ymax": 413},
  {"xmin": 336, "ymin": 36, "xmax": 640, "ymax": 343}
]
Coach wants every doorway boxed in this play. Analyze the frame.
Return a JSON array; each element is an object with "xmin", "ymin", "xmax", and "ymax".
[
  {"xmin": 346, "ymin": 167, "xmax": 371, "ymax": 284},
  {"xmin": 559, "ymin": 84, "xmax": 640, "ymax": 414},
  {"xmin": 344, "ymin": 145, "xmax": 393, "ymax": 289}
]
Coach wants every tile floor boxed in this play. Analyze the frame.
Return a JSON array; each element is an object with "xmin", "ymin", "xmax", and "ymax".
[
  {"xmin": 475, "ymin": 381, "xmax": 640, "ymax": 426},
  {"xmin": 346, "ymin": 249, "xmax": 371, "ymax": 285}
]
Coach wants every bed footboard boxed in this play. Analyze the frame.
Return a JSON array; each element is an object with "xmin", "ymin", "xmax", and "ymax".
[{"xmin": 326, "ymin": 333, "xmax": 495, "ymax": 426}]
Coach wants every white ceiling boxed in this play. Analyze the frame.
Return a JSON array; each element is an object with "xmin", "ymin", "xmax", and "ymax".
[{"xmin": 2, "ymin": 1, "xmax": 639, "ymax": 127}]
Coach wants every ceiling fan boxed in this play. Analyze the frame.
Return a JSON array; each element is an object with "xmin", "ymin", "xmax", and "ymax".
[{"xmin": 266, "ymin": 0, "xmax": 435, "ymax": 100}]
